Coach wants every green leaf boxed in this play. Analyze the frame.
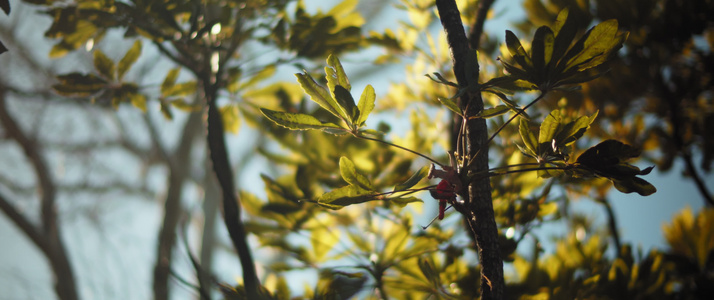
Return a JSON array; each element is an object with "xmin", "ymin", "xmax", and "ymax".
[
  {"xmin": 339, "ymin": 156, "xmax": 374, "ymax": 191},
  {"xmin": 480, "ymin": 105, "xmax": 510, "ymax": 119},
  {"xmin": 93, "ymin": 50, "xmax": 115, "ymax": 80},
  {"xmin": 531, "ymin": 26, "xmax": 553, "ymax": 78},
  {"xmin": 164, "ymin": 81, "xmax": 197, "ymax": 97},
  {"xmin": 519, "ymin": 118, "xmax": 538, "ymax": 157},
  {"xmin": 53, "ymin": 73, "xmax": 107, "ymax": 96},
  {"xmin": 539, "ymin": 110, "xmax": 562, "ymax": 150},
  {"xmin": 161, "ymin": 67, "xmax": 181, "ymax": 96},
  {"xmin": 355, "ymin": 84, "xmax": 375, "ymax": 127},
  {"xmin": 260, "ymin": 108, "xmax": 345, "ymax": 133},
  {"xmin": 220, "ymin": 104, "xmax": 241, "ymax": 134},
  {"xmin": 390, "ymin": 196, "xmax": 423, "ymax": 207},
  {"xmin": 129, "ymin": 93, "xmax": 147, "ymax": 112},
  {"xmin": 316, "ymin": 185, "xmax": 378, "ymax": 209},
  {"xmin": 551, "ymin": 8, "xmax": 578, "ymax": 64},
  {"xmin": 554, "ymin": 110, "xmax": 598, "ymax": 147},
  {"xmin": 117, "ymin": 40, "xmax": 142, "ymax": 80},
  {"xmin": 505, "ymin": 30, "xmax": 532, "ymax": 69},
  {"xmin": 333, "ymin": 85, "xmax": 357, "ymax": 124},
  {"xmin": 393, "ymin": 165, "xmax": 429, "ymax": 192},
  {"xmin": 564, "ymin": 20, "xmax": 625, "ymax": 72},
  {"xmin": 238, "ymin": 65, "xmax": 276, "ymax": 92},
  {"xmin": 437, "ymin": 97, "xmax": 462, "ymax": 116},
  {"xmin": 295, "ymin": 72, "xmax": 347, "ymax": 121},
  {"xmin": 326, "ymin": 54, "xmax": 351, "ymax": 92},
  {"xmin": 311, "ymin": 226, "xmax": 339, "ymax": 261},
  {"xmin": 613, "ymin": 177, "xmax": 657, "ymax": 196}
]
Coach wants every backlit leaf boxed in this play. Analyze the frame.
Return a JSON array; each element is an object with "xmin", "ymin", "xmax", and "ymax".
[
  {"xmin": 437, "ymin": 97, "xmax": 462, "ymax": 116},
  {"xmin": 161, "ymin": 67, "xmax": 181, "ymax": 96},
  {"xmin": 393, "ymin": 165, "xmax": 429, "ymax": 192},
  {"xmin": 519, "ymin": 118, "xmax": 538, "ymax": 156},
  {"xmin": 53, "ymin": 73, "xmax": 107, "ymax": 96},
  {"xmin": 339, "ymin": 156, "xmax": 374, "ymax": 191},
  {"xmin": 260, "ymin": 108, "xmax": 345, "ymax": 133},
  {"xmin": 333, "ymin": 85, "xmax": 357, "ymax": 124},
  {"xmin": 326, "ymin": 54, "xmax": 351, "ymax": 92},
  {"xmin": 220, "ymin": 104, "xmax": 241, "ymax": 134},
  {"xmin": 295, "ymin": 72, "xmax": 346, "ymax": 121},
  {"xmin": 316, "ymin": 185, "xmax": 378, "ymax": 209},
  {"xmin": 117, "ymin": 40, "xmax": 142, "ymax": 80},
  {"xmin": 93, "ymin": 50, "xmax": 115, "ymax": 80},
  {"xmin": 355, "ymin": 84, "xmax": 375, "ymax": 127}
]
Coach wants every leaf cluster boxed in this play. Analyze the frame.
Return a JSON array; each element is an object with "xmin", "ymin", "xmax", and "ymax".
[{"xmin": 499, "ymin": 9, "xmax": 628, "ymax": 92}]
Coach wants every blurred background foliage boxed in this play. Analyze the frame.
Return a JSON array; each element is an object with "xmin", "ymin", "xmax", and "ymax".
[{"xmin": 0, "ymin": 0, "xmax": 711, "ymax": 299}]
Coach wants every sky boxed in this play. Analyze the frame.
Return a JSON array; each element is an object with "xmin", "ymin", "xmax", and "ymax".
[{"xmin": 0, "ymin": 0, "xmax": 712, "ymax": 299}]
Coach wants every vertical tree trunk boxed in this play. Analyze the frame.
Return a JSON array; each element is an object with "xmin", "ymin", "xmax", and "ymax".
[{"xmin": 435, "ymin": 1, "xmax": 504, "ymax": 299}]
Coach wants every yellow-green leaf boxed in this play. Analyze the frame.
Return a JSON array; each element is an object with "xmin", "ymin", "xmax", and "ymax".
[
  {"xmin": 260, "ymin": 108, "xmax": 345, "ymax": 133},
  {"xmin": 339, "ymin": 156, "xmax": 374, "ymax": 191},
  {"xmin": 93, "ymin": 50, "xmax": 115, "ymax": 80},
  {"xmin": 220, "ymin": 104, "xmax": 241, "ymax": 134},
  {"xmin": 117, "ymin": 40, "xmax": 142, "ymax": 80},
  {"xmin": 355, "ymin": 84, "xmax": 375, "ymax": 127}
]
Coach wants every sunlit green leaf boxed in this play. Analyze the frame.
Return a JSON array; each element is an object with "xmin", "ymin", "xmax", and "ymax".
[
  {"xmin": 164, "ymin": 81, "xmax": 197, "ymax": 97},
  {"xmin": 130, "ymin": 93, "xmax": 147, "ymax": 112},
  {"xmin": 519, "ymin": 118, "xmax": 538, "ymax": 157},
  {"xmin": 393, "ymin": 165, "xmax": 429, "ymax": 192},
  {"xmin": 316, "ymin": 185, "xmax": 378, "ymax": 209},
  {"xmin": 355, "ymin": 84, "xmax": 375, "ymax": 127},
  {"xmin": 295, "ymin": 72, "xmax": 347, "ymax": 121},
  {"xmin": 220, "ymin": 104, "xmax": 241, "ymax": 134},
  {"xmin": 161, "ymin": 67, "xmax": 181, "ymax": 96},
  {"xmin": 339, "ymin": 156, "xmax": 374, "ymax": 191},
  {"xmin": 117, "ymin": 40, "xmax": 142, "ymax": 80},
  {"xmin": 260, "ymin": 108, "xmax": 346, "ymax": 133},
  {"xmin": 437, "ymin": 97, "xmax": 462, "ymax": 116},
  {"xmin": 480, "ymin": 105, "xmax": 510, "ymax": 119},
  {"xmin": 311, "ymin": 226, "xmax": 339, "ymax": 261},
  {"xmin": 326, "ymin": 54, "xmax": 351, "ymax": 92}
]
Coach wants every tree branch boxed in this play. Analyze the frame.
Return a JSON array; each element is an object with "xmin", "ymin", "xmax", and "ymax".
[
  {"xmin": 468, "ymin": 0, "xmax": 495, "ymax": 51},
  {"xmin": 435, "ymin": 1, "xmax": 504, "ymax": 299},
  {"xmin": 202, "ymin": 76, "xmax": 259, "ymax": 297},
  {"xmin": 0, "ymin": 88, "xmax": 79, "ymax": 300}
]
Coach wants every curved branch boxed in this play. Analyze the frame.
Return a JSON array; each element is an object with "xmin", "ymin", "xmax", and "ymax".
[
  {"xmin": 0, "ymin": 89, "xmax": 79, "ymax": 300},
  {"xmin": 468, "ymin": 0, "xmax": 495, "ymax": 51},
  {"xmin": 202, "ymin": 77, "xmax": 259, "ymax": 297}
]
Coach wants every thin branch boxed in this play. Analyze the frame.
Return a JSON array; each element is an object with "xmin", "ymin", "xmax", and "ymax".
[
  {"xmin": 0, "ymin": 191, "xmax": 46, "ymax": 250},
  {"xmin": 468, "ymin": 0, "xmax": 495, "ymax": 51},
  {"xmin": 354, "ymin": 134, "xmax": 444, "ymax": 167}
]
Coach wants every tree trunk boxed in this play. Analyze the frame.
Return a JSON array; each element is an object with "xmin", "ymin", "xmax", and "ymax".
[{"xmin": 435, "ymin": 1, "xmax": 504, "ymax": 299}]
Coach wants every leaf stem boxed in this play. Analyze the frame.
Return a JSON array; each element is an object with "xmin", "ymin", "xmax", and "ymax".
[
  {"xmin": 469, "ymin": 92, "xmax": 546, "ymax": 167},
  {"xmin": 354, "ymin": 134, "xmax": 445, "ymax": 168}
]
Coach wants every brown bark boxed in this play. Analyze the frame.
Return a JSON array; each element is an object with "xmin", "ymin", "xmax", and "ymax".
[
  {"xmin": 435, "ymin": 0, "xmax": 504, "ymax": 299},
  {"xmin": 0, "ymin": 89, "xmax": 79, "ymax": 300}
]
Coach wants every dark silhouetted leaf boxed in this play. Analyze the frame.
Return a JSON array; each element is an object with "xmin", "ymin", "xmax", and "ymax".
[
  {"xmin": 0, "ymin": 0, "xmax": 9, "ymax": 15},
  {"xmin": 93, "ymin": 50, "xmax": 115, "ymax": 80},
  {"xmin": 53, "ymin": 73, "xmax": 107, "ymax": 96}
]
